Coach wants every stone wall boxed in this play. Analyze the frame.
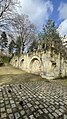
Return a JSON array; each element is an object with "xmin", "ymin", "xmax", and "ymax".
[{"xmin": 10, "ymin": 51, "xmax": 67, "ymax": 79}]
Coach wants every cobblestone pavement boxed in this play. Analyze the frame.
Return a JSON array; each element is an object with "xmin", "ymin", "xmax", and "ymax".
[{"xmin": 0, "ymin": 81, "xmax": 67, "ymax": 119}]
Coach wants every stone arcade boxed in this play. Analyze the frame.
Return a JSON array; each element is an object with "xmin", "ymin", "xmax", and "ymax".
[{"xmin": 10, "ymin": 50, "xmax": 67, "ymax": 79}]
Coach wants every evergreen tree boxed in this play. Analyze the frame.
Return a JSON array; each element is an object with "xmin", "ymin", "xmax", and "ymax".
[
  {"xmin": 15, "ymin": 36, "xmax": 21, "ymax": 55},
  {"xmin": 0, "ymin": 31, "xmax": 8, "ymax": 51},
  {"xmin": 29, "ymin": 40, "xmax": 38, "ymax": 52},
  {"xmin": 42, "ymin": 19, "xmax": 63, "ymax": 76},
  {"xmin": 43, "ymin": 19, "xmax": 62, "ymax": 53},
  {"xmin": 9, "ymin": 40, "xmax": 15, "ymax": 54}
]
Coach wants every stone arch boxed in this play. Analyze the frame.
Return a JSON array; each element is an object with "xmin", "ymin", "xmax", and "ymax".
[
  {"xmin": 20, "ymin": 59, "xmax": 25, "ymax": 69},
  {"xmin": 29, "ymin": 56, "xmax": 42, "ymax": 74}
]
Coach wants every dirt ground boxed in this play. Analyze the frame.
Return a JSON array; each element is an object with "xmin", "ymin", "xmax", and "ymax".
[
  {"xmin": 0, "ymin": 65, "xmax": 44, "ymax": 85},
  {"xmin": 0, "ymin": 65, "xmax": 67, "ymax": 86}
]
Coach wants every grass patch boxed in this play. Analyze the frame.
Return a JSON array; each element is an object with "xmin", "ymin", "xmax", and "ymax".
[
  {"xmin": 0, "ymin": 65, "xmax": 67, "ymax": 86},
  {"xmin": 2, "ymin": 56, "xmax": 10, "ymax": 63},
  {"xmin": 0, "ymin": 74, "xmax": 46, "ymax": 85},
  {"xmin": 0, "ymin": 65, "xmax": 46, "ymax": 85}
]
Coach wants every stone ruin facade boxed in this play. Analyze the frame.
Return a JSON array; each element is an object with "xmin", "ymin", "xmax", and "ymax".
[{"xmin": 10, "ymin": 50, "xmax": 67, "ymax": 79}]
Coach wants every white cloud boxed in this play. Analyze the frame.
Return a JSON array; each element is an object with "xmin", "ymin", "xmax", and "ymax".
[
  {"xmin": 58, "ymin": 19, "xmax": 67, "ymax": 36},
  {"xmin": 58, "ymin": 2, "xmax": 67, "ymax": 20},
  {"xmin": 18, "ymin": 0, "xmax": 53, "ymax": 29},
  {"xmin": 58, "ymin": 2, "xmax": 67, "ymax": 36}
]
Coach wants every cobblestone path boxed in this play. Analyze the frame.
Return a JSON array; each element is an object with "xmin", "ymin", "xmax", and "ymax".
[{"xmin": 0, "ymin": 81, "xmax": 67, "ymax": 119}]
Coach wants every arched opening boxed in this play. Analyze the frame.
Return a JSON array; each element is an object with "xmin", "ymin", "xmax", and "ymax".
[
  {"xmin": 51, "ymin": 61, "xmax": 56, "ymax": 69},
  {"xmin": 30, "ymin": 58, "xmax": 41, "ymax": 74},
  {"xmin": 20, "ymin": 59, "xmax": 24, "ymax": 69}
]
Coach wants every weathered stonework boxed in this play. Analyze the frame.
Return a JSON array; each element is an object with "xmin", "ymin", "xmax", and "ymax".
[{"xmin": 10, "ymin": 50, "xmax": 67, "ymax": 79}]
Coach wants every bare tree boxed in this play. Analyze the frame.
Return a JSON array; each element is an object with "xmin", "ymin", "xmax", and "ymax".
[
  {"xmin": 0, "ymin": 0, "xmax": 19, "ymax": 31},
  {"xmin": 12, "ymin": 14, "xmax": 36, "ymax": 54},
  {"xmin": 0, "ymin": 0, "xmax": 18, "ymax": 18}
]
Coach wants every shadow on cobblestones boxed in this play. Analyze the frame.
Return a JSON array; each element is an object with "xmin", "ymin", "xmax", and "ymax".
[{"xmin": 0, "ymin": 82, "xmax": 67, "ymax": 119}]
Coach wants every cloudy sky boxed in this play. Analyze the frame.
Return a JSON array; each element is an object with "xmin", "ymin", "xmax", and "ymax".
[{"xmin": 18, "ymin": 0, "xmax": 67, "ymax": 36}]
